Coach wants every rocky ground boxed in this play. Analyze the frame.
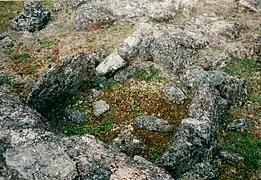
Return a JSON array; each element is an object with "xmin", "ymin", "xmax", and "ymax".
[{"xmin": 0, "ymin": 0, "xmax": 261, "ymax": 179}]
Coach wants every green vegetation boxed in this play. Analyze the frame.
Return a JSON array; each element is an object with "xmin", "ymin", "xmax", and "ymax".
[
  {"xmin": 42, "ymin": 0, "xmax": 53, "ymax": 9},
  {"xmin": 224, "ymin": 57, "xmax": 261, "ymax": 76},
  {"xmin": 0, "ymin": 75, "xmax": 11, "ymax": 86},
  {"xmin": 147, "ymin": 145, "xmax": 168, "ymax": 163},
  {"xmin": 221, "ymin": 132, "xmax": 261, "ymax": 170},
  {"xmin": 57, "ymin": 120, "xmax": 112, "ymax": 142},
  {"xmin": 40, "ymin": 37, "xmax": 56, "ymax": 48},
  {"xmin": 135, "ymin": 65, "xmax": 162, "ymax": 82},
  {"xmin": 105, "ymin": 80, "xmax": 120, "ymax": 89},
  {"xmin": 0, "ymin": 1, "xmax": 24, "ymax": 30}
]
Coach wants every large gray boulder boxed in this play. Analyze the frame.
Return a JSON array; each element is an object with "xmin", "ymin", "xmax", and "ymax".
[
  {"xmin": 1, "ymin": 87, "xmax": 174, "ymax": 180},
  {"xmin": 27, "ymin": 51, "xmax": 104, "ymax": 116},
  {"xmin": 157, "ymin": 85, "xmax": 228, "ymax": 179},
  {"xmin": 12, "ymin": 2, "xmax": 51, "ymax": 32},
  {"xmin": 238, "ymin": 0, "xmax": 261, "ymax": 12}
]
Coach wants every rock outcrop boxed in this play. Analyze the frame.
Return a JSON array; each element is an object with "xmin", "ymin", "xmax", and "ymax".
[
  {"xmin": 27, "ymin": 51, "xmax": 104, "ymax": 116},
  {"xmin": 12, "ymin": 2, "xmax": 51, "ymax": 32}
]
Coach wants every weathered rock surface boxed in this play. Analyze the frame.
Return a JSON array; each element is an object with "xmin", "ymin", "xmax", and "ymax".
[
  {"xmin": 96, "ymin": 50, "xmax": 127, "ymax": 76},
  {"xmin": 27, "ymin": 51, "xmax": 103, "ymax": 116},
  {"xmin": 114, "ymin": 66, "xmax": 137, "ymax": 83},
  {"xmin": 157, "ymin": 85, "xmax": 228, "ymax": 179},
  {"xmin": 92, "ymin": 100, "xmax": 110, "ymax": 117},
  {"xmin": 238, "ymin": 0, "xmax": 261, "ymax": 12},
  {"xmin": 64, "ymin": 108, "xmax": 86, "ymax": 124},
  {"xmin": 134, "ymin": 115, "xmax": 171, "ymax": 132},
  {"xmin": 183, "ymin": 67, "xmax": 248, "ymax": 106},
  {"xmin": 219, "ymin": 151, "xmax": 244, "ymax": 164},
  {"xmin": 164, "ymin": 83, "xmax": 187, "ymax": 105},
  {"xmin": 0, "ymin": 36, "xmax": 14, "ymax": 49},
  {"xmin": 75, "ymin": 4, "xmax": 115, "ymax": 30},
  {"xmin": 12, "ymin": 2, "xmax": 51, "ymax": 32},
  {"xmin": 1, "ymin": 86, "xmax": 174, "ymax": 180},
  {"xmin": 226, "ymin": 118, "xmax": 252, "ymax": 132},
  {"xmin": 67, "ymin": 0, "xmax": 89, "ymax": 8}
]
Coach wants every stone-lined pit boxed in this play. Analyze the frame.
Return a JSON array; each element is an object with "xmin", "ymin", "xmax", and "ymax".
[{"xmin": 75, "ymin": 78, "xmax": 190, "ymax": 159}]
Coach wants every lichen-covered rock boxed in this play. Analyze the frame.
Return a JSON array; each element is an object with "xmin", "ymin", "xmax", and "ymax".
[
  {"xmin": 226, "ymin": 118, "xmax": 252, "ymax": 132},
  {"xmin": 0, "ymin": 36, "xmax": 14, "ymax": 49},
  {"xmin": 182, "ymin": 67, "xmax": 248, "ymax": 106},
  {"xmin": 180, "ymin": 162, "xmax": 219, "ymax": 180},
  {"xmin": 113, "ymin": 134, "xmax": 144, "ymax": 157},
  {"xmin": 96, "ymin": 50, "xmax": 127, "ymax": 76},
  {"xmin": 148, "ymin": 9, "xmax": 173, "ymax": 22},
  {"xmin": 238, "ymin": 0, "xmax": 261, "ymax": 12},
  {"xmin": 92, "ymin": 100, "xmax": 110, "ymax": 117},
  {"xmin": 163, "ymin": 83, "xmax": 187, "ymax": 105},
  {"xmin": 157, "ymin": 86, "xmax": 228, "ymax": 179},
  {"xmin": 12, "ymin": 2, "xmax": 51, "ymax": 32},
  {"xmin": 114, "ymin": 66, "xmax": 137, "ymax": 83},
  {"xmin": 0, "ymin": 31, "xmax": 7, "ymax": 40},
  {"xmin": 134, "ymin": 115, "xmax": 171, "ymax": 132},
  {"xmin": 27, "ymin": 51, "xmax": 103, "ymax": 116},
  {"xmin": 64, "ymin": 108, "xmax": 86, "ymax": 124},
  {"xmin": 1, "ymin": 86, "xmax": 174, "ymax": 180},
  {"xmin": 219, "ymin": 151, "xmax": 244, "ymax": 164},
  {"xmin": 75, "ymin": 4, "xmax": 115, "ymax": 30}
]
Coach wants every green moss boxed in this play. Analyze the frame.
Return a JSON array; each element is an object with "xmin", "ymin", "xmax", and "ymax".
[
  {"xmin": 14, "ymin": 52, "xmax": 30, "ymax": 61},
  {"xmin": 147, "ymin": 145, "xmax": 168, "ymax": 163},
  {"xmin": 135, "ymin": 65, "xmax": 163, "ymax": 82},
  {"xmin": 40, "ymin": 37, "xmax": 56, "ymax": 48},
  {"xmin": 0, "ymin": 1, "xmax": 24, "ymax": 30},
  {"xmin": 224, "ymin": 57, "xmax": 261, "ymax": 77},
  {"xmin": 221, "ymin": 132, "xmax": 261, "ymax": 170}
]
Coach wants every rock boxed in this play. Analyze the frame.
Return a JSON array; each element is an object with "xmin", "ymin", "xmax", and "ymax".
[
  {"xmin": 27, "ymin": 51, "xmax": 103, "ymax": 116},
  {"xmin": 183, "ymin": 67, "xmax": 248, "ymax": 106},
  {"xmin": 209, "ymin": 20, "xmax": 239, "ymax": 39},
  {"xmin": 1, "ymin": 86, "xmax": 174, "ymax": 180},
  {"xmin": 148, "ymin": 9, "xmax": 173, "ymax": 22},
  {"xmin": 114, "ymin": 66, "xmax": 137, "ymax": 83},
  {"xmin": 12, "ymin": 2, "xmax": 51, "ymax": 32},
  {"xmin": 113, "ymin": 134, "xmax": 144, "ymax": 156},
  {"xmin": 96, "ymin": 50, "xmax": 127, "ymax": 76},
  {"xmin": 75, "ymin": 4, "xmax": 115, "ymax": 31},
  {"xmin": 163, "ymin": 83, "xmax": 187, "ymax": 105},
  {"xmin": 94, "ymin": 76, "xmax": 108, "ymax": 88},
  {"xmin": 188, "ymin": 85, "xmax": 228, "ymax": 123},
  {"xmin": 134, "ymin": 115, "xmax": 171, "ymax": 132},
  {"xmin": 226, "ymin": 118, "xmax": 252, "ymax": 132},
  {"xmin": 67, "ymin": 0, "xmax": 89, "ymax": 8},
  {"xmin": 219, "ymin": 151, "xmax": 244, "ymax": 164},
  {"xmin": 157, "ymin": 86, "xmax": 228, "ymax": 179},
  {"xmin": 0, "ymin": 36, "xmax": 14, "ymax": 49},
  {"xmin": 64, "ymin": 108, "xmax": 86, "ymax": 124},
  {"xmin": 180, "ymin": 162, "xmax": 219, "ymax": 180},
  {"xmin": 0, "ymin": 31, "xmax": 7, "ymax": 40},
  {"xmin": 238, "ymin": 0, "xmax": 261, "ymax": 12},
  {"xmin": 92, "ymin": 100, "xmax": 109, "ymax": 117}
]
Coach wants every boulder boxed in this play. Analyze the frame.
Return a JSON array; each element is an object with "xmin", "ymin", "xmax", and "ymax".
[
  {"xmin": 148, "ymin": 9, "xmax": 173, "ymax": 22},
  {"xmin": 134, "ymin": 115, "xmax": 171, "ymax": 132},
  {"xmin": 96, "ymin": 50, "xmax": 127, "ymax": 76},
  {"xmin": 157, "ymin": 85, "xmax": 228, "ymax": 179},
  {"xmin": 1, "ymin": 86, "xmax": 174, "ymax": 180},
  {"xmin": 163, "ymin": 83, "xmax": 187, "ymax": 105},
  {"xmin": 75, "ymin": 4, "xmax": 115, "ymax": 30},
  {"xmin": 92, "ymin": 100, "xmax": 110, "ymax": 117},
  {"xmin": 12, "ymin": 2, "xmax": 51, "ymax": 32},
  {"xmin": 219, "ymin": 151, "xmax": 244, "ymax": 164},
  {"xmin": 67, "ymin": 0, "xmax": 89, "ymax": 8},
  {"xmin": 27, "ymin": 51, "xmax": 103, "ymax": 116},
  {"xmin": 114, "ymin": 66, "xmax": 137, "ymax": 83},
  {"xmin": 182, "ymin": 67, "xmax": 248, "ymax": 106},
  {"xmin": 226, "ymin": 118, "xmax": 252, "ymax": 132},
  {"xmin": 64, "ymin": 108, "xmax": 86, "ymax": 124}
]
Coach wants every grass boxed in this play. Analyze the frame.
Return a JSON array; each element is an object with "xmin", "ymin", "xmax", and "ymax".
[
  {"xmin": 135, "ymin": 65, "xmax": 163, "ymax": 82},
  {"xmin": 40, "ymin": 37, "xmax": 56, "ymax": 48},
  {"xmin": 221, "ymin": 132, "xmax": 261, "ymax": 170},
  {"xmin": 0, "ymin": 1, "xmax": 24, "ymax": 30}
]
